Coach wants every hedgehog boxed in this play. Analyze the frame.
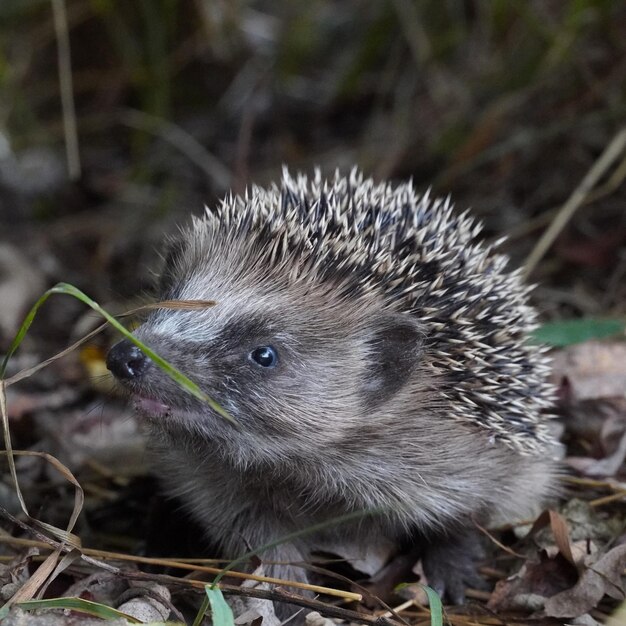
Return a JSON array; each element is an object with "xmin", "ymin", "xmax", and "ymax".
[{"xmin": 106, "ymin": 168, "xmax": 557, "ymax": 614}]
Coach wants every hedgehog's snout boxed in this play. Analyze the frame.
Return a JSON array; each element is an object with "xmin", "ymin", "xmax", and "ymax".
[{"xmin": 106, "ymin": 339, "xmax": 152, "ymax": 382}]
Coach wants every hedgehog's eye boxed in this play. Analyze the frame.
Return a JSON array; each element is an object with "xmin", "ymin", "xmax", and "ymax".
[{"xmin": 249, "ymin": 346, "xmax": 278, "ymax": 368}]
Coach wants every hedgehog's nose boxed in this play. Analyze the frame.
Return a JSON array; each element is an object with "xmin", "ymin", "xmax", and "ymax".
[{"xmin": 106, "ymin": 340, "xmax": 150, "ymax": 381}]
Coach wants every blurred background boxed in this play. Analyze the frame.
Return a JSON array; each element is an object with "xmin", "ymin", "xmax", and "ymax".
[
  {"xmin": 1, "ymin": 4, "xmax": 626, "ymax": 618},
  {"xmin": 0, "ymin": 0, "xmax": 625, "ymax": 342}
]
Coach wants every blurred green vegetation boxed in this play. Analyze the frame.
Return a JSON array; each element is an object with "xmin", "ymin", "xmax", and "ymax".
[
  {"xmin": 0, "ymin": 0, "xmax": 624, "ymax": 315},
  {"xmin": 1, "ymin": 0, "xmax": 623, "ymax": 175},
  {"xmin": 533, "ymin": 318, "xmax": 626, "ymax": 347}
]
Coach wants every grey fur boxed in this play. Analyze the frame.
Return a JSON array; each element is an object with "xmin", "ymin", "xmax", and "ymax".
[{"xmin": 109, "ymin": 168, "xmax": 557, "ymax": 605}]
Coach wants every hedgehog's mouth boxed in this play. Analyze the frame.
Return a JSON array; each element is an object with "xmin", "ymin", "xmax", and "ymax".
[{"xmin": 133, "ymin": 395, "xmax": 171, "ymax": 419}]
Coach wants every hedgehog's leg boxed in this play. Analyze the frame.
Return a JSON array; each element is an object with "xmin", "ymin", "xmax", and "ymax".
[
  {"xmin": 256, "ymin": 543, "xmax": 313, "ymax": 622},
  {"xmin": 421, "ymin": 531, "xmax": 487, "ymax": 605},
  {"xmin": 362, "ymin": 546, "xmax": 422, "ymax": 605}
]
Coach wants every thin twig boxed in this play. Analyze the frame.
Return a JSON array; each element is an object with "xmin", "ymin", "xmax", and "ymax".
[
  {"xmin": 3, "ymin": 322, "xmax": 108, "ymax": 387},
  {"xmin": 0, "ymin": 514, "xmax": 394, "ymax": 625},
  {"xmin": 390, "ymin": 0, "xmax": 431, "ymax": 65},
  {"xmin": 51, "ymin": 0, "xmax": 81, "ymax": 179},
  {"xmin": 121, "ymin": 108, "xmax": 232, "ymax": 190},
  {"xmin": 589, "ymin": 492, "xmax": 626, "ymax": 508},
  {"xmin": 495, "ymin": 151, "xmax": 626, "ymax": 244},
  {"xmin": 302, "ymin": 562, "xmax": 411, "ymax": 626},
  {"xmin": 124, "ymin": 569, "xmax": 404, "ymax": 626},
  {"xmin": 523, "ymin": 127, "xmax": 626, "ymax": 278},
  {"xmin": 0, "ymin": 527, "xmax": 361, "ymax": 602},
  {"xmin": 473, "ymin": 519, "xmax": 525, "ymax": 559}
]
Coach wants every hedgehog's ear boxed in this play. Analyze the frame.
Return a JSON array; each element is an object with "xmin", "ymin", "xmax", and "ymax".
[{"xmin": 361, "ymin": 314, "xmax": 423, "ymax": 406}]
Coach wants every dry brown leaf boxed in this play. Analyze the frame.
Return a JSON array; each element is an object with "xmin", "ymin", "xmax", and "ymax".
[
  {"xmin": 552, "ymin": 341, "xmax": 626, "ymax": 401},
  {"xmin": 567, "ymin": 427, "xmax": 626, "ymax": 477},
  {"xmin": 528, "ymin": 510, "xmax": 579, "ymax": 567},
  {"xmin": 5, "ymin": 549, "xmax": 62, "ymax": 605},
  {"xmin": 487, "ymin": 553, "xmax": 577, "ymax": 612},
  {"xmin": 549, "ymin": 510, "xmax": 577, "ymax": 568},
  {"xmin": 544, "ymin": 543, "xmax": 626, "ymax": 617}
]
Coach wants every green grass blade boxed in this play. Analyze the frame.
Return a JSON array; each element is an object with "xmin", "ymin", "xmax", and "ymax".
[
  {"xmin": 0, "ymin": 287, "xmax": 55, "ymax": 378},
  {"xmin": 206, "ymin": 587, "xmax": 234, "ymax": 626},
  {"xmin": 192, "ymin": 591, "xmax": 234, "ymax": 626},
  {"xmin": 395, "ymin": 583, "xmax": 443, "ymax": 626},
  {"xmin": 420, "ymin": 585, "xmax": 443, "ymax": 626},
  {"xmin": 192, "ymin": 595, "xmax": 210, "ymax": 626},
  {"xmin": 17, "ymin": 597, "xmax": 142, "ymax": 622},
  {"xmin": 1, "ymin": 282, "xmax": 236, "ymax": 426},
  {"xmin": 532, "ymin": 318, "xmax": 625, "ymax": 347}
]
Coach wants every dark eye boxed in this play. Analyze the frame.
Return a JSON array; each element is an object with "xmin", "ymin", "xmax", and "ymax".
[{"xmin": 249, "ymin": 346, "xmax": 278, "ymax": 368}]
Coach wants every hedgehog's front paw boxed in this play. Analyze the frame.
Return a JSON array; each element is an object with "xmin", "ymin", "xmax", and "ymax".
[{"xmin": 421, "ymin": 532, "xmax": 487, "ymax": 605}]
